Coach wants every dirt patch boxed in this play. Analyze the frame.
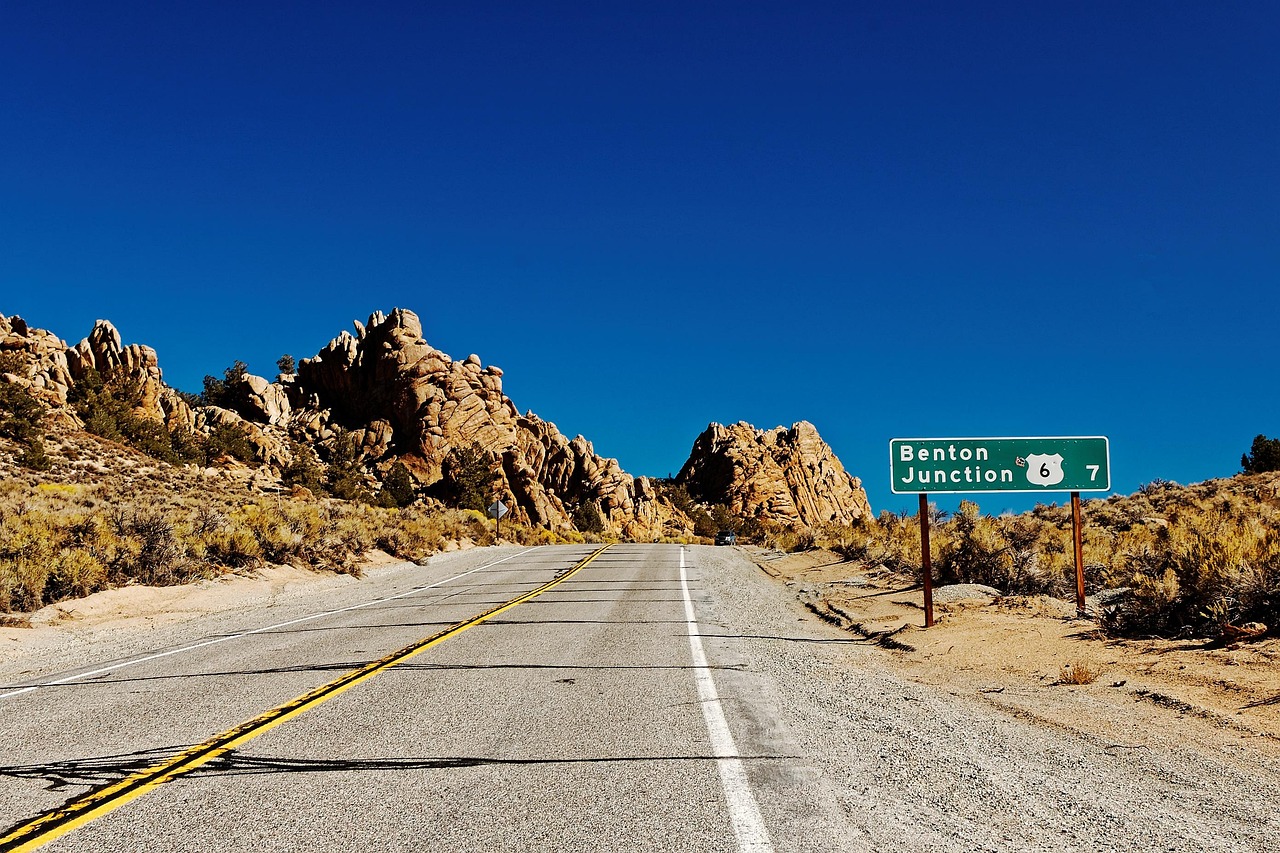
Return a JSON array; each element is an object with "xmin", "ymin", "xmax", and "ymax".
[{"xmin": 746, "ymin": 546, "xmax": 1280, "ymax": 756}]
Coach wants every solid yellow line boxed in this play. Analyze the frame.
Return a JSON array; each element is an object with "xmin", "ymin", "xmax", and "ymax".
[{"xmin": 0, "ymin": 545, "xmax": 610, "ymax": 853}]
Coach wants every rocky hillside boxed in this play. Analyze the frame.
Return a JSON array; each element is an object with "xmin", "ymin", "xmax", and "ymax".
[
  {"xmin": 2, "ymin": 309, "xmax": 873, "ymax": 541},
  {"xmin": 1, "ymin": 310, "xmax": 696, "ymax": 539},
  {"xmin": 677, "ymin": 421, "xmax": 872, "ymax": 527}
]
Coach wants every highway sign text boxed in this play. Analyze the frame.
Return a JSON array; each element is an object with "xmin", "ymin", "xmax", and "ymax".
[{"xmin": 890, "ymin": 436, "xmax": 1110, "ymax": 494}]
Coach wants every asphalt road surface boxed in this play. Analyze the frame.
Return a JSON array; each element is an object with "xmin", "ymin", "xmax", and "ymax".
[{"xmin": 2, "ymin": 544, "xmax": 1276, "ymax": 852}]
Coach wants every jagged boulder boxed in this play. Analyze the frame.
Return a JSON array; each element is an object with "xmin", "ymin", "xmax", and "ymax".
[
  {"xmin": 0, "ymin": 314, "xmax": 75, "ymax": 406},
  {"xmin": 678, "ymin": 421, "xmax": 872, "ymax": 527},
  {"xmin": 226, "ymin": 373, "xmax": 292, "ymax": 426},
  {"xmin": 293, "ymin": 309, "xmax": 689, "ymax": 534}
]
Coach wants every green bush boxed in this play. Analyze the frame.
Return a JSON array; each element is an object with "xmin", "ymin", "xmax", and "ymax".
[
  {"xmin": 381, "ymin": 461, "xmax": 417, "ymax": 507},
  {"xmin": 1242, "ymin": 434, "xmax": 1280, "ymax": 474},
  {"xmin": 205, "ymin": 423, "xmax": 255, "ymax": 464},
  {"xmin": 572, "ymin": 500, "xmax": 606, "ymax": 534},
  {"xmin": 0, "ymin": 382, "xmax": 46, "ymax": 445},
  {"xmin": 326, "ymin": 429, "xmax": 373, "ymax": 503},
  {"xmin": 282, "ymin": 440, "xmax": 326, "ymax": 494},
  {"xmin": 436, "ymin": 442, "xmax": 499, "ymax": 511},
  {"xmin": 200, "ymin": 360, "xmax": 248, "ymax": 407},
  {"xmin": 69, "ymin": 367, "xmax": 203, "ymax": 465}
]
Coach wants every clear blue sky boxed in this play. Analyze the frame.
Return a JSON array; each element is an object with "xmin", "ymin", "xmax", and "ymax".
[{"xmin": 2, "ymin": 1, "xmax": 1277, "ymax": 516}]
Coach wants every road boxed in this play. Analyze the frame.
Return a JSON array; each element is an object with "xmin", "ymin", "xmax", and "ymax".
[{"xmin": 1, "ymin": 544, "xmax": 1277, "ymax": 852}]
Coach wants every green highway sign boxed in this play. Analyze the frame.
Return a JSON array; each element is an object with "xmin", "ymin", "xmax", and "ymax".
[{"xmin": 890, "ymin": 436, "xmax": 1110, "ymax": 494}]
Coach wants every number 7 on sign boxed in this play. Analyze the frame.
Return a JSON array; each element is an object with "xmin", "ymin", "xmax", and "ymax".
[{"xmin": 1086, "ymin": 465, "xmax": 1100, "ymax": 481}]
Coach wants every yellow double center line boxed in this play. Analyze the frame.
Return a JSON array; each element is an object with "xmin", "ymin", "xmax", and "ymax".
[{"xmin": 1, "ymin": 545, "xmax": 610, "ymax": 853}]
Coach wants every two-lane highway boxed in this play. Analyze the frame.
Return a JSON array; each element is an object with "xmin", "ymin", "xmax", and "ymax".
[
  {"xmin": 1, "ymin": 544, "xmax": 831, "ymax": 852},
  {"xmin": 13, "ymin": 541, "xmax": 1273, "ymax": 852}
]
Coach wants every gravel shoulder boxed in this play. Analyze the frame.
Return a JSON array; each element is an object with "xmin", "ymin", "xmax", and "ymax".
[{"xmin": 690, "ymin": 544, "xmax": 1280, "ymax": 852}]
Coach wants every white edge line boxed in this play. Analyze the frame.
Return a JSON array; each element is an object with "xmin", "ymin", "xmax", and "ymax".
[
  {"xmin": 679, "ymin": 546, "xmax": 773, "ymax": 853},
  {"xmin": 0, "ymin": 547, "xmax": 541, "ymax": 701}
]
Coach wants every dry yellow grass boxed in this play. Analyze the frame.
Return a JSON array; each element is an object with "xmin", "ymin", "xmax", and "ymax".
[
  {"xmin": 1057, "ymin": 660, "xmax": 1100, "ymax": 685},
  {"xmin": 0, "ymin": 432, "xmax": 572, "ymax": 613}
]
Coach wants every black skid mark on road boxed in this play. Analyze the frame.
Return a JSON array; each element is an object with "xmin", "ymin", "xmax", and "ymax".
[
  {"xmin": 0, "ymin": 746, "xmax": 187, "ymax": 791},
  {"xmin": 197, "ymin": 751, "xmax": 794, "ymax": 777},
  {"xmin": 0, "ymin": 660, "xmax": 379, "ymax": 691}
]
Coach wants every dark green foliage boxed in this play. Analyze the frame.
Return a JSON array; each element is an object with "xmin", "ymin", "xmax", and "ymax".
[
  {"xmin": 656, "ymin": 482, "xmax": 716, "ymax": 538},
  {"xmin": 200, "ymin": 360, "xmax": 248, "ymax": 407},
  {"xmin": 693, "ymin": 514, "xmax": 718, "ymax": 538},
  {"xmin": 68, "ymin": 367, "xmax": 203, "ymax": 464},
  {"xmin": 572, "ymin": 500, "xmax": 606, "ymax": 534},
  {"xmin": 205, "ymin": 422, "xmax": 256, "ymax": 464},
  {"xmin": 0, "ymin": 382, "xmax": 46, "ymax": 445},
  {"xmin": 0, "ymin": 379, "xmax": 54, "ymax": 470},
  {"xmin": 437, "ymin": 442, "xmax": 499, "ymax": 511},
  {"xmin": 167, "ymin": 427, "xmax": 206, "ymax": 465},
  {"xmin": 19, "ymin": 436, "xmax": 52, "ymax": 471},
  {"xmin": 381, "ymin": 460, "xmax": 417, "ymax": 508},
  {"xmin": 709, "ymin": 504, "xmax": 737, "ymax": 533},
  {"xmin": 282, "ymin": 441, "xmax": 326, "ymax": 494},
  {"xmin": 326, "ymin": 430, "xmax": 373, "ymax": 503},
  {"xmin": 1242, "ymin": 434, "xmax": 1280, "ymax": 474},
  {"xmin": 277, "ymin": 354, "xmax": 296, "ymax": 375}
]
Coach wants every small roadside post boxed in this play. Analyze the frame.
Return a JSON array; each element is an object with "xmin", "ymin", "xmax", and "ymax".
[
  {"xmin": 919, "ymin": 493, "xmax": 935, "ymax": 628},
  {"xmin": 890, "ymin": 436, "xmax": 1110, "ymax": 626},
  {"xmin": 487, "ymin": 498, "xmax": 509, "ymax": 540}
]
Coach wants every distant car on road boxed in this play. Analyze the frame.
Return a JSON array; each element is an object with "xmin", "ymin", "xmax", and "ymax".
[{"xmin": 714, "ymin": 530, "xmax": 737, "ymax": 546}]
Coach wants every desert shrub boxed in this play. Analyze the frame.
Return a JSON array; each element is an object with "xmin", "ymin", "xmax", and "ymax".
[
  {"xmin": 0, "ymin": 467, "xmax": 523, "ymax": 611},
  {"xmin": 572, "ymin": 500, "xmax": 606, "ymax": 534},
  {"xmin": 932, "ymin": 502, "xmax": 1065, "ymax": 595},
  {"xmin": 69, "ymin": 368, "xmax": 203, "ymax": 465},
  {"xmin": 19, "ymin": 436, "xmax": 52, "ymax": 471},
  {"xmin": 108, "ymin": 509, "xmax": 188, "ymax": 585},
  {"xmin": 381, "ymin": 461, "xmax": 416, "ymax": 508},
  {"xmin": 282, "ymin": 441, "xmax": 326, "ymax": 494},
  {"xmin": 43, "ymin": 549, "xmax": 108, "ymax": 602},
  {"xmin": 1103, "ymin": 501, "xmax": 1280, "ymax": 637},
  {"xmin": 325, "ymin": 429, "xmax": 373, "ymax": 503},
  {"xmin": 199, "ymin": 524, "xmax": 262, "ymax": 568},
  {"xmin": 239, "ymin": 503, "xmax": 304, "ymax": 563},
  {"xmin": 0, "ymin": 382, "xmax": 46, "ymax": 445},
  {"xmin": 1057, "ymin": 660, "xmax": 1099, "ymax": 685},
  {"xmin": 0, "ymin": 509, "xmax": 60, "ymax": 611},
  {"xmin": 435, "ymin": 442, "xmax": 499, "ymax": 511},
  {"xmin": 205, "ymin": 423, "xmax": 255, "ymax": 464}
]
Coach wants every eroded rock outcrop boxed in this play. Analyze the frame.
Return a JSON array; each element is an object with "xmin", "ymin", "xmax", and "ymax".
[
  {"xmin": 3, "ymin": 309, "xmax": 872, "ymax": 539},
  {"xmin": 1, "ymin": 315, "xmax": 196, "ymax": 432},
  {"xmin": 677, "ymin": 421, "xmax": 872, "ymax": 527},
  {"xmin": 290, "ymin": 309, "xmax": 685, "ymax": 535}
]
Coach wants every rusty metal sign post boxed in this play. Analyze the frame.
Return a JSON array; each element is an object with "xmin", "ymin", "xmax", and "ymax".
[
  {"xmin": 891, "ymin": 437, "xmax": 1110, "ymax": 627},
  {"xmin": 918, "ymin": 494, "xmax": 935, "ymax": 628}
]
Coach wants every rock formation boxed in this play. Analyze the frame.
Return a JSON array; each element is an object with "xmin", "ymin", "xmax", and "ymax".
[
  {"xmin": 2, "ymin": 309, "xmax": 874, "ymax": 539},
  {"xmin": 290, "ymin": 309, "xmax": 679, "ymax": 537},
  {"xmin": 677, "ymin": 421, "xmax": 872, "ymax": 527}
]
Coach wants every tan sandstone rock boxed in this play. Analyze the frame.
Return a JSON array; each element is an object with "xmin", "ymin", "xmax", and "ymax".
[{"xmin": 677, "ymin": 421, "xmax": 872, "ymax": 527}]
